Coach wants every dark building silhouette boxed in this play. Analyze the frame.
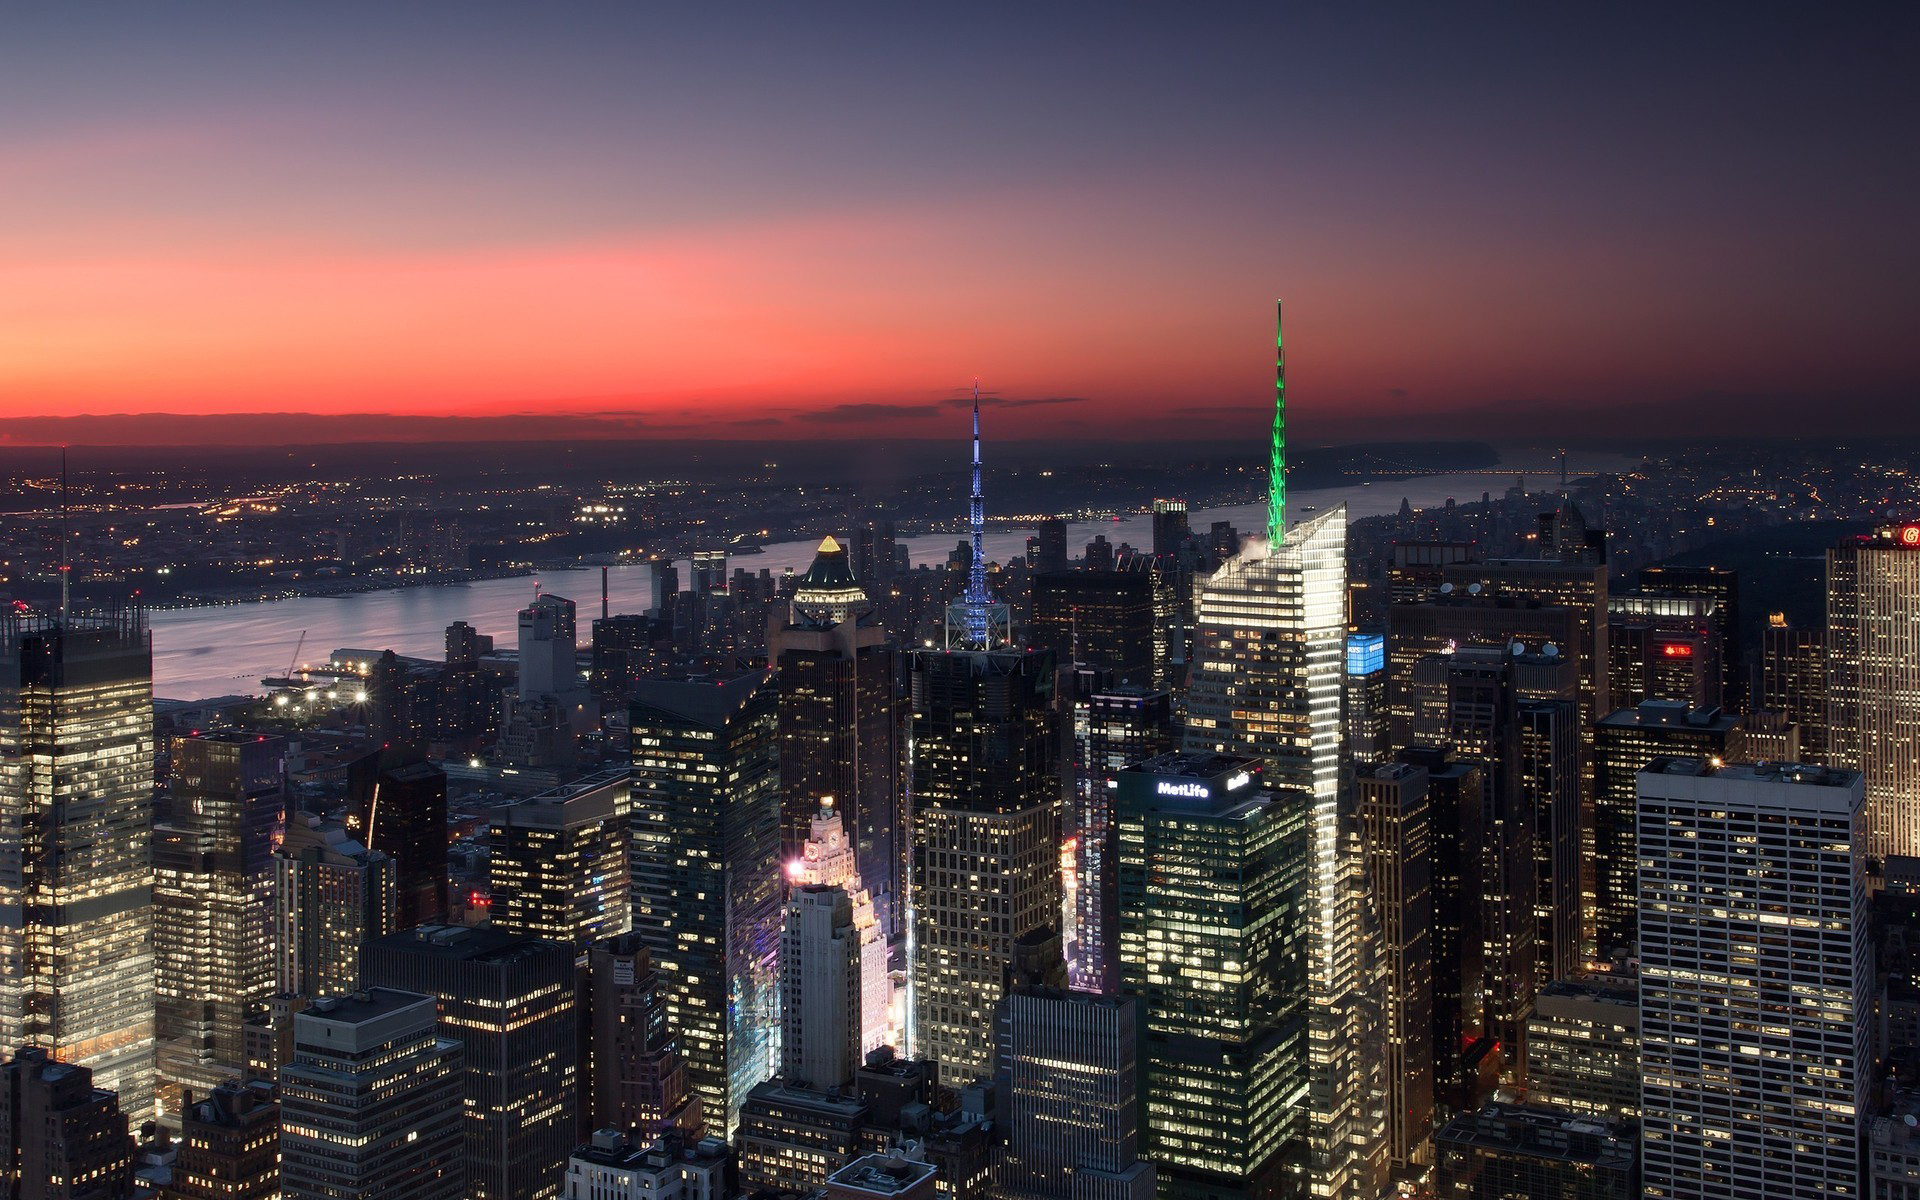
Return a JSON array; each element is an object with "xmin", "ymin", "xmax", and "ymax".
[
  {"xmin": 345, "ymin": 746, "xmax": 448, "ymax": 929},
  {"xmin": 1638, "ymin": 564, "xmax": 1741, "ymax": 713},
  {"xmin": 1069, "ymin": 685, "xmax": 1175, "ymax": 994},
  {"xmin": 171, "ymin": 1080, "xmax": 278, "ymax": 1200},
  {"xmin": 1760, "ymin": 612, "xmax": 1826, "ymax": 762},
  {"xmin": 1030, "ymin": 568, "xmax": 1157, "ymax": 686},
  {"xmin": 587, "ymin": 934, "xmax": 699, "ymax": 1142},
  {"xmin": 0, "ymin": 1048, "xmax": 135, "ymax": 1200}
]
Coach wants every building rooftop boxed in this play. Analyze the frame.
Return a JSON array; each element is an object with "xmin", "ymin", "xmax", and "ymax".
[
  {"xmin": 1598, "ymin": 698, "xmax": 1739, "ymax": 733},
  {"xmin": 631, "ymin": 670, "xmax": 772, "ymax": 727},
  {"xmin": 374, "ymin": 923, "xmax": 567, "ymax": 966},
  {"xmin": 302, "ymin": 987, "xmax": 435, "ymax": 1024},
  {"xmin": 1642, "ymin": 757, "xmax": 1860, "ymax": 790},
  {"xmin": 1437, "ymin": 1103, "xmax": 1636, "ymax": 1170},
  {"xmin": 828, "ymin": 1153, "xmax": 937, "ymax": 1197}
]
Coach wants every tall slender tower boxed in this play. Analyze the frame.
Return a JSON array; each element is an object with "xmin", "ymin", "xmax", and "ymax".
[
  {"xmin": 966, "ymin": 384, "xmax": 990, "ymax": 646},
  {"xmin": 1182, "ymin": 304, "xmax": 1388, "ymax": 1200},
  {"xmin": 1269, "ymin": 299, "xmax": 1287, "ymax": 545}
]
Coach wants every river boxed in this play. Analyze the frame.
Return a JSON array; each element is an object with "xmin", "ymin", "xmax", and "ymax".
[{"xmin": 151, "ymin": 456, "xmax": 1638, "ymax": 700}]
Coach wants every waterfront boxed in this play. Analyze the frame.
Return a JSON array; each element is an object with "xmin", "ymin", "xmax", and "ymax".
[{"xmin": 151, "ymin": 458, "xmax": 1635, "ymax": 700}]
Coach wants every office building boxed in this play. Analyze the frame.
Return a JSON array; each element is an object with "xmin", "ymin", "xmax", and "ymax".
[
  {"xmin": 1592, "ymin": 700, "xmax": 1739, "ymax": 956},
  {"xmin": 170, "ymin": 1080, "xmax": 279, "ymax": 1200},
  {"xmin": 735, "ymin": 1080, "xmax": 869, "ymax": 1193},
  {"xmin": 769, "ymin": 542, "xmax": 903, "ymax": 940},
  {"xmin": 910, "ymin": 396, "xmax": 1058, "ymax": 1084},
  {"xmin": 1031, "ymin": 567, "xmax": 1159, "ymax": 687},
  {"xmin": 154, "ymin": 731, "xmax": 284, "ymax": 1117},
  {"xmin": 1760, "ymin": 612, "xmax": 1826, "ymax": 761},
  {"xmin": 1151, "ymin": 499, "xmax": 1190, "ymax": 559},
  {"xmin": 1116, "ymin": 754, "xmax": 1305, "ymax": 1200},
  {"xmin": 0, "ymin": 1048, "xmax": 136, "ymax": 1200},
  {"xmin": 1638, "ymin": 564, "xmax": 1741, "ymax": 713},
  {"xmin": 1344, "ymin": 634, "xmax": 1390, "ymax": 762},
  {"xmin": 561, "ymin": 1129, "xmax": 729, "ymax": 1200},
  {"xmin": 1731, "ymin": 708, "xmax": 1800, "ymax": 763},
  {"xmin": 1001, "ymin": 988, "xmax": 1155, "ymax": 1200},
  {"xmin": 518, "ymin": 592, "xmax": 579, "ymax": 698},
  {"xmin": 1433, "ymin": 1104, "xmax": 1637, "ymax": 1199},
  {"xmin": 629, "ymin": 672, "xmax": 782, "ymax": 1135},
  {"xmin": 1828, "ymin": 524, "xmax": 1920, "ymax": 859},
  {"xmin": 790, "ymin": 799, "xmax": 893, "ymax": 1057},
  {"xmin": 1071, "ymin": 687, "xmax": 1176, "ymax": 994},
  {"xmin": 278, "ymin": 989, "xmax": 464, "ymax": 1200},
  {"xmin": 1354, "ymin": 762, "xmax": 1435, "ymax": 1171},
  {"xmin": 490, "ymin": 769, "xmax": 631, "ymax": 947},
  {"xmin": 1523, "ymin": 977, "xmax": 1639, "ymax": 1120},
  {"xmin": 1606, "ymin": 591, "xmax": 1720, "ymax": 710},
  {"xmin": 272, "ymin": 814, "xmax": 396, "ymax": 999},
  {"xmin": 345, "ymin": 745, "xmax": 448, "ymax": 929},
  {"xmin": 367, "ymin": 926, "xmax": 579, "ymax": 1200},
  {"xmin": 851, "ymin": 516, "xmax": 901, "ymax": 590},
  {"xmin": 690, "ymin": 550, "xmax": 727, "ymax": 596},
  {"xmin": 1637, "ymin": 760, "xmax": 1869, "ymax": 1200},
  {"xmin": 587, "ymin": 934, "xmax": 698, "ymax": 1141},
  {"xmin": 782, "ymin": 886, "xmax": 863, "ymax": 1092},
  {"xmin": 1386, "ymin": 542, "xmax": 1479, "ymax": 605},
  {"xmin": 0, "ymin": 607, "xmax": 156, "ymax": 1119},
  {"xmin": 1183, "ymin": 305, "xmax": 1383, "ymax": 1198}
]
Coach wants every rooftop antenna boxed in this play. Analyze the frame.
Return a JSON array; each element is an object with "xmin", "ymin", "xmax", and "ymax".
[
  {"xmin": 963, "ymin": 380, "xmax": 991, "ymax": 647},
  {"xmin": 59, "ymin": 446, "xmax": 71, "ymax": 622},
  {"xmin": 1266, "ymin": 300, "xmax": 1287, "ymax": 546}
]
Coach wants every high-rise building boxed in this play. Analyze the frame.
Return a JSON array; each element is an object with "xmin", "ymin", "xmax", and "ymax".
[
  {"xmin": 1760, "ymin": 612, "xmax": 1826, "ymax": 761},
  {"xmin": 1637, "ymin": 759, "xmax": 1869, "ymax": 1200},
  {"xmin": 1523, "ymin": 977, "xmax": 1639, "ymax": 1121},
  {"xmin": 1115, "ymin": 754, "xmax": 1304, "ymax": 1200},
  {"xmin": 278, "ymin": 989, "xmax": 464, "ymax": 1200},
  {"xmin": 1001, "ymin": 988, "xmax": 1155, "ymax": 1200},
  {"xmin": 1152, "ymin": 499, "xmax": 1190, "ymax": 559},
  {"xmin": 272, "ymin": 814, "xmax": 396, "ymax": 999},
  {"xmin": 734, "ymin": 1080, "xmax": 869, "ymax": 1193},
  {"xmin": 1029, "ymin": 518, "xmax": 1070, "ymax": 576},
  {"xmin": 367, "ymin": 926, "xmax": 578, "ymax": 1200},
  {"xmin": 908, "ymin": 644, "xmax": 1059, "ymax": 1079},
  {"xmin": 490, "ymin": 769, "xmax": 631, "ymax": 947},
  {"xmin": 1433, "ymin": 1104, "xmax": 1638, "ymax": 1199},
  {"xmin": 344, "ymin": 746, "xmax": 448, "ymax": 929},
  {"xmin": 155, "ymin": 731, "xmax": 285, "ymax": 1119},
  {"xmin": 1827, "ymin": 523, "xmax": 1920, "ymax": 860},
  {"xmin": 789, "ymin": 800, "xmax": 892, "ymax": 1057},
  {"xmin": 1606, "ymin": 591, "xmax": 1721, "ymax": 710},
  {"xmin": 781, "ymin": 886, "xmax": 862, "ymax": 1092},
  {"xmin": 518, "ymin": 593, "xmax": 579, "ymax": 698},
  {"xmin": 0, "ymin": 607, "xmax": 156, "ymax": 1119},
  {"xmin": 170, "ymin": 1080, "xmax": 279, "ymax": 1200},
  {"xmin": 0, "ymin": 1047, "xmax": 136, "ymax": 1200},
  {"xmin": 851, "ymin": 517, "xmax": 901, "ymax": 592},
  {"xmin": 1638, "ymin": 564, "xmax": 1741, "ymax": 713},
  {"xmin": 586, "ymin": 934, "xmax": 698, "ymax": 1141},
  {"xmin": 690, "ymin": 550, "xmax": 728, "ymax": 596},
  {"xmin": 1031, "ymin": 568, "xmax": 1159, "ymax": 686},
  {"xmin": 629, "ymin": 672, "xmax": 782, "ymax": 1135},
  {"xmin": 561, "ymin": 1129, "xmax": 730, "ymax": 1200},
  {"xmin": 1070, "ymin": 687, "xmax": 1176, "ymax": 994},
  {"xmin": 769, "ymin": 542, "xmax": 903, "ymax": 940},
  {"xmin": 1182, "ymin": 304, "xmax": 1383, "ymax": 1198},
  {"xmin": 1592, "ymin": 700, "xmax": 1739, "ymax": 957},
  {"xmin": 1354, "ymin": 762, "xmax": 1435, "ymax": 1172},
  {"xmin": 1343, "ymin": 634, "xmax": 1390, "ymax": 762}
]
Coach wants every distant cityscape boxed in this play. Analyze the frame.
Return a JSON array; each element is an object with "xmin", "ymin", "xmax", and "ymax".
[{"xmin": 0, "ymin": 304, "xmax": 1916, "ymax": 1200}]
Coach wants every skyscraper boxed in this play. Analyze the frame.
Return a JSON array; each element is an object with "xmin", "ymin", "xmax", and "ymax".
[
  {"xmin": 489, "ymin": 769, "xmax": 631, "ymax": 947},
  {"xmin": 0, "ymin": 606, "xmax": 156, "ymax": 1120},
  {"xmin": 1343, "ymin": 634, "xmax": 1390, "ymax": 762},
  {"xmin": 1606, "ymin": 591, "xmax": 1721, "ymax": 710},
  {"xmin": 628, "ymin": 672, "xmax": 782, "ymax": 1135},
  {"xmin": 171, "ymin": 1079, "xmax": 280, "ymax": 1200},
  {"xmin": 909, "ymin": 391, "xmax": 1061, "ymax": 1081},
  {"xmin": 1353, "ymin": 762, "xmax": 1435, "ymax": 1173},
  {"xmin": 1071, "ymin": 686, "xmax": 1176, "ymax": 994},
  {"xmin": 1592, "ymin": 700, "xmax": 1738, "ymax": 957},
  {"xmin": 278, "ymin": 989, "xmax": 465, "ymax": 1200},
  {"xmin": 1182, "ymin": 303, "xmax": 1383, "ymax": 1198},
  {"xmin": 1115, "ymin": 754, "xmax": 1305, "ymax": 1200},
  {"xmin": 0, "ymin": 1047, "xmax": 136, "ymax": 1200},
  {"xmin": 789, "ymin": 799, "xmax": 892, "ymax": 1057},
  {"xmin": 367, "ymin": 926, "xmax": 579, "ymax": 1200},
  {"xmin": 345, "ymin": 745, "xmax": 448, "ymax": 929},
  {"xmin": 780, "ymin": 886, "xmax": 862, "ymax": 1092},
  {"xmin": 1760, "ymin": 612, "xmax": 1826, "ymax": 761},
  {"xmin": 769, "ymin": 539, "xmax": 903, "ymax": 939},
  {"xmin": 272, "ymin": 814, "xmax": 396, "ymax": 999},
  {"xmin": 155, "ymin": 731, "xmax": 285, "ymax": 1117},
  {"xmin": 1637, "ymin": 759, "xmax": 1868, "ymax": 1200},
  {"xmin": 586, "ymin": 934, "xmax": 698, "ymax": 1142},
  {"xmin": 1030, "ymin": 568, "xmax": 1159, "ymax": 686},
  {"xmin": 1001, "ymin": 988, "xmax": 1155, "ymax": 1200},
  {"xmin": 1638, "ymin": 564, "xmax": 1741, "ymax": 713},
  {"xmin": 1827, "ymin": 523, "xmax": 1920, "ymax": 860}
]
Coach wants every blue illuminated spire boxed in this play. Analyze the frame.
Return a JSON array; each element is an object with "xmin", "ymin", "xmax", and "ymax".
[{"xmin": 964, "ymin": 382, "xmax": 991, "ymax": 646}]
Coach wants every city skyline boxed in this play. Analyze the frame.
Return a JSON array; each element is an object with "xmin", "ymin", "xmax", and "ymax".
[{"xmin": 3, "ymin": 6, "xmax": 1916, "ymax": 444}]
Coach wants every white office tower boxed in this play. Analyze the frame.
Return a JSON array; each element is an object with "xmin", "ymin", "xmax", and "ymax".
[
  {"xmin": 1638, "ymin": 759, "xmax": 1869, "ymax": 1200},
  {"xmin": 781, "ymin": 885, "xmax": 862, "ymax": 1091},
  {"xmin": 1001, "ymin": 989, "xmax": 1154, "ymax": 1200},
  {"xmin": 518, "ymin": 592, "xmax": 579, "ymax": 698},
  {"xmin": 791, "ymin": 799, "xmax": 893, "ymax": 1054},
  {"xmin": 1184, "ymin": 504, "xmax": 1389, "ymax": 1200},
  {"xmin": 1827, "ymin": 525, "xmax": 1920, "ymax": 859}
]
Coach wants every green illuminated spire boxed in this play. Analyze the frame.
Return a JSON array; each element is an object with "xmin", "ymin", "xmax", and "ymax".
[{"xmin": 1267, "ymin": 299, "xmax": 1286, "ymax": 545}]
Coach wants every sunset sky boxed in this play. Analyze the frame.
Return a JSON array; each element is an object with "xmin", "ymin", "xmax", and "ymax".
[{"xmin": 3, "ymin": 5, "xmax": 1915, "ymax": 444}]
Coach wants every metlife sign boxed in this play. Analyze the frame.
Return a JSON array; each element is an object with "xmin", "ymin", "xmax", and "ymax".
[{"xmin": 1156, "ymin": 781, "xmax": 1211, "ymax": 799}]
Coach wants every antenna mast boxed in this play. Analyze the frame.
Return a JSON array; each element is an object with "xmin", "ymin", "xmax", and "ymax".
[
  {"xmin": 1266, "ymin": 300, "xmax": 1287, "ymax": 546},
  {"xmin": 963, "ymin": 381, "xmax": 991, "ymax": 647},
  {"xmin": 59, "ymin": 447, "xmax": 71, "ymax": 622}
]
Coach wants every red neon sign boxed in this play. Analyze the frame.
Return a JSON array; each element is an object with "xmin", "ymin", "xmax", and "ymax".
[
  {"xmin": 1662, "ymin": 643, "xmax": 1694, "ymax": 658},
  {"xmin": 1899, "ymin": 524, "xmax": 1920, "ymax": 547}
]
